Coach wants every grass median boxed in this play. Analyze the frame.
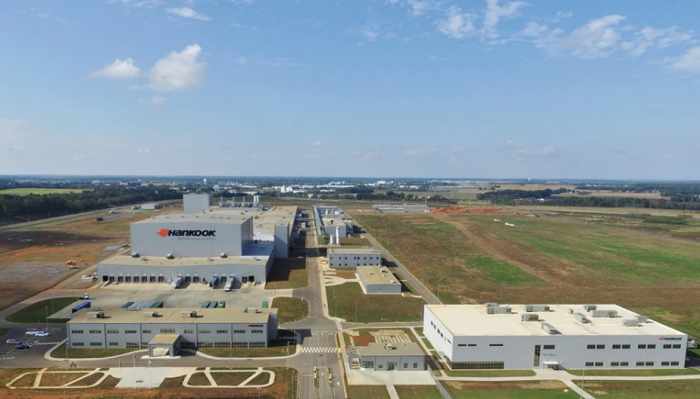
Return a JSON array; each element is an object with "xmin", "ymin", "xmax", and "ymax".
[
  {"xmin": 272, "ymin": 297, "xmax": 309, "ymax": 323},
  {"xmin": 6, "ymin": 297, "xmax": 79, "ymax": 324},
  {"xmin": 326, "ymin": 282, "xmax": 424, "ymax": 323},
  {"xmin": 50, "ymin": 343, "xmax": 142, "ymax": 359},
  {"xmin": 567, "ymin": 368, "xmax": 700, "ymax": 376},
  {"xmin": 198, "ymin": 339, "xmax": 296, "ymax": 358}
]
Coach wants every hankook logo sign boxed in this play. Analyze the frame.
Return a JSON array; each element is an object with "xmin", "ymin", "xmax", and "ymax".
[
  {"xmin": 659, "ymin": 337, "xmax": 683, "ymax": 341},
  {"xmin": 156, "ymin": 228, "xmax": 216, "ymax": 237}
]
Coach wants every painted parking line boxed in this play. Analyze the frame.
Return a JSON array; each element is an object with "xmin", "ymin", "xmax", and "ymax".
[
  {"xmin": 301, "ymin": 347, "xmax": 337, "ymax": 353},
  {"xmin": 0, "ymin": 357, "xmax": 16, "ymax": 360},
  {"xmin": 32, "ymin": 342, "xmax": 61, "ymax": 346}
]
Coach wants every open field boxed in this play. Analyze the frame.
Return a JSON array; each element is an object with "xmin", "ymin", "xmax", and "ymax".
[
  {"xmin": 568, "ymin": 368, "xmax": 700, "ymax": 376},
  {"xmin": 198, "ymin": 339, "xmax": 296, "ymax": 357},
  {"xmin": 0, "ymin": 210, "xmax": 158, "ymax": 311},
  {"xmin": 444, "ymin": 381, "xmax": 579, "ymax": 399},
  {"xmin": 50, "ymin": 343, "xmax": 141, "ymax": 359},
  {"xmin": 346, "ymin": 385, "xmax": 391, "ymax": 399},
  {"xmin": 326, "ymin": 282, "xmax": 424, "ymax": 322},
  {"xmin": 6, "ymin": 297, "xmax": 78, "ymax": 323},
  {"xmin": 0, "ymin": 188, "xmax": 90, "ymax": 195},
  {"xmin": 394, "ymin": 385, "xmax": 442, "ymax": 399},
  {"xmin": 581, "ymin": 380, "xmax": 700, "ymax": 399},
  {"xmin": 272, "ymin": 297, "xmax": 309, "ymax": 323},
  {"xmin": 553, "ymin": 191, "xmax": 667, "ymax": 199},
  {"xmin": 266, "ymin": 258, "xmax": 308, "ymax": 289},
  {"xmin": 350, "ymin": 209, "xmax": 700, "ymax": 334}
]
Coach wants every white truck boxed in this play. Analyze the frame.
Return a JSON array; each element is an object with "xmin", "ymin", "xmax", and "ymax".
[{"xmin": 224, "ymin": 279, "xmax": 233, "ymax": 292}]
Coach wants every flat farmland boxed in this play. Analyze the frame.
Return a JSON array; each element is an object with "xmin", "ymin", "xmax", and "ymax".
[
  {"xmin": 351, "ymin": 209, "xmax": 700, "ymax": 336},
  {"xmin": 0, "ymin": 188, "xmax": 90, "ymax": 195},
  {"xmin": 0, "ymin": 211, "xmax": 156, "ymax": 310}
]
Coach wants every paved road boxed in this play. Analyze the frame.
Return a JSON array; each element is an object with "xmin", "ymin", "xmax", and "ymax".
[{"xmin": 353, "ymin": 220, "xmax": 442, "ymax": 305}]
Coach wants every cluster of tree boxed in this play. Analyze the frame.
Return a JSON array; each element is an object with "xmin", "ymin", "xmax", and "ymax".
[
  {"xmin": 0, "ymin": 187, "xmax": 182, "ymax": 220},
  {"xmin": 575, "ymin": 183, "xmax": 700, "ymax": 202},
  {"xmin": 477, "ymin": 188, "xmax": 569, "ymax": 203},
  {"xmin": 0, "ymin": 179, "xmax": 94, "ymax": 190}
]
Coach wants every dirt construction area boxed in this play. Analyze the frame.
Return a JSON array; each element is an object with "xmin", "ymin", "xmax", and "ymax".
[
  {"xmin": 350, "ymin": 207, "xmax": 700, "ymax": 338},
  {"xmin": 0, "ymin": 210, "xmax": 158, "ymax": 311}
]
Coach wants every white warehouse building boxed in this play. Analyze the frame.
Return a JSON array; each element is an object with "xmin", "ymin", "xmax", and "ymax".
[{"xmin": 424, "ymin": 304, "xmax": 689, "ymax": 371}]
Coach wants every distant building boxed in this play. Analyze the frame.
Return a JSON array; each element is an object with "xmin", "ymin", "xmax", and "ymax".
[
  {"xmin": 372, "ymin": 204, "xmax": 429, "ymax": 213},
  {"xmin": 327, "ymin": 247, "xmax": 381, "ymax": 268},
  {"xmin": 348, "ymin": 342, "xmax": 425, "ymax": 371},
  {"xmin": 141, "ymin": 203, "xmax": 162, "ymax": 210},
  {"xmin": 357, "ymin": 266, "xmax": 401, "ymax": 295}
]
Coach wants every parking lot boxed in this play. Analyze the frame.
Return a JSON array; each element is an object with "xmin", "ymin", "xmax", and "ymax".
[{"xmin": 1, "ymin": 326, "xmax": 65, "ymax": 361}]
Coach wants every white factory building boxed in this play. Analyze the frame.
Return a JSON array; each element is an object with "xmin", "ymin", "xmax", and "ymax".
[
  {"xmin": 424, "ymin": 304, "xmax": 689, "ymax": 371},
  {"xmin": 327, "ymin": 247, "xmax": 382, "ymax": 268},
  {"xmin": 97, "ymin": 194, "xmax": 297, "ymax": 287}
]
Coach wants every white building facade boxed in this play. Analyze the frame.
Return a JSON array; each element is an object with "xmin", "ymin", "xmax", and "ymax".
[{"xmin": 424, "ymin": 304, "xmax": 688, "ymax": 370}]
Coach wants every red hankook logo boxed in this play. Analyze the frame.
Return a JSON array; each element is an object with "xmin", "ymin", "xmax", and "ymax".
[{"xmin": 157, "ymin": 228, "xmax": 170, "ymax": 237}]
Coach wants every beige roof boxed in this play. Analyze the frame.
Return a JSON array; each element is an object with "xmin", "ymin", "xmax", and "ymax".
[
  {"xmin": 426, "ymin": 304, "xmax": 688, "ymax": 337},
  {"xmin": 328, "ymin": 247, "xmax": 380, "ymax": 255},
  {"xmin": 358, "ymin": 342, "xmax": 424, "ymax": 356},
  {"xmin": 210, "ymin": 206, "xmax": 297, "ymax": 235},
  {"xmin": 69, "ymin": 307, "xmax": 277, "ymax": 325},
  {"xmin": 149, "ymin": 334, "xmax": 180, "ymax": 345},
  {"xmin": 358, "ymin": 266, "xmax": 400, "ymax": 286},
  {"xmin": 134, "ymin": 213, "xmax": 251, "ymax": 225}
]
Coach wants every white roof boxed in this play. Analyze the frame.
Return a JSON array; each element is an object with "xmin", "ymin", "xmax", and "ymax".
[{"xmin": 426, "ymin": 304, "xmax": 687, "ymax": 337}]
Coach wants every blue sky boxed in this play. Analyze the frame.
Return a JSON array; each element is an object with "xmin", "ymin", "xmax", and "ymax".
[{"xmin": 1, "ymin": 0, "xmax": 699, "ymax": 179}]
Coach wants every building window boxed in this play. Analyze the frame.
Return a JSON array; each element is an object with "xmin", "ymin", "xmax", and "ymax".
[
  {"xmin": 613, "ymin": 344, "xmax": 621, "ymax": 349},
  {"xmin": 638, "ymin": 344, "xmax": 647, "ymax": 349},
  {"xmin": 107, "ymin": 330, "xmax": 119, "ymax": 334},
  {"xmin": 449, "ymin": 362, "xmax": 504, "ymax": 370},
  {"xmin": 647, "ymin": 344, "xmax": 656, "ymax": 349},
  {"xmin": 673, "ymin": 344, "xmax": 682, "ymax": 349},
  {"xmin": 489, "ymin": 344, "xmax": 503, "ymax": 347},
  {"xmin": 89, "ymin": 330, "xmax": 102, "ymax": 334},
  {"xmin": 160, "ymin": 328, "xmax": 175, "ymax": 334},
  {"xmin": 587, "ymin": 345, "xmax": 595, "ymax": 350},
  {"xmin": 404, "ymin": 363, "xmax": 408, "ymax": 369},
  {"xmin": 620, "ymin": 362, "xmax": 629, "ymax": 367},
  {"xmin": 184, "ymin": 330, "xmax": 193, "ymax": 334},
  {"xmin": 636, "ymin": 362, "xmax": 645, "ymax": 366},
  {"xmin": 662, "ymin": 362, "xmax": 670, "ymax": 366},
  {"xmin": 72, "ymin": 342, "xmax": 84, "ymax": 347},
  {"xmin": 234, "ymin": 329, "xmax": 245, "ymax": 334},
  {"xmin": 109, "ymin": 342, "xmax": 118, "ymax": 347},
  {"xmin": 216, "ymin": 330, "xmax": 229, "ymax": 334},
  {"xmin": 378, "ymin": 365, "xmax": 383, "ymax": 369},
  {"xmin": 671, "ymin": 361, "xmax": 679, "ymax": 366},
  {"xmin": 468, "ymin": 344, "xmax": 476, "ymax": 347},
  {"xmin": 361, "ymin": 361, "xmax": 374, "ymax": 369},
  {"xmin": 413, "ymin": 363, "xmax": 418, "ymax": 369},
  {"xmin": 252, "ymin": 329, "xmax": 263, "ymax": 334},
  {"xmin": 458, "ymin": 344, "xmax": 467, "ymax": 347},
  {"xmin": 126, "ymin": 342, "xmax": 139, "ymax": 349},
  {"xmin": 125, "ymin": 330, "xmax": 137, "ymax": 334},
  {"xmin": 90, "ymin": 342, "xmax": 102, "ymax": 347},
  {"xmin": 143, "ymin": 330, "xmax": 152, "ymax": 334},
  {"xmin": 585, "ymin": 362, "xmax": 594, "ymax": 367},
  {"xmin": 71, "ymin": 330, "xmax": 84, "ymax": 335},
  {"xmin": 249, "ymin": 342, "xmax": 265, "ymax": 348},
  {"xmin": 596, "ymin": 345, "xmax": 605, "ymax": 349},
  {"xmin": 543, "ymin": 345, "xmax": 555, "ymax": 350},
  {"xmin": 611, "ymin": 362, "xmax": 620, "ymax": 366},
  {"xmin": 199, "ymin": 330, "xmax": 211, "ymax": 334},
  {"xmin": 622, "ymin": 344, "xmax": 630, "ymax": 349},
  {"xmin": 214, "ymin": 342, "xmax": 230, "ymax": 348},
  {"xmin": 663, "ymin": 344, "xmax": 672, "ymax": 349},
  {"xmin": 646, "ymin": 362, "xmax": 654, "ymax": 366},
  {"xmin": 595, "ymin": 362, "xmax": 603, "ymax": 367}
]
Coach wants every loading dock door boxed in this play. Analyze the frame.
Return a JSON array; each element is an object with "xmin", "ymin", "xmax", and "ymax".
[
  {"xmin": 184, "ymin": 276, "xmax": 191, "ymax": 283},
  {"xmin": 249, "ymin": 276, "xmax": 255, "ymax": 283},
  {"xmin": 133, "ymin": 277, "xmax": 139, "ymax": 283},
  {"xmin": 157, "ymin": 276, "xmax": 164, "ymax": 283},
  {"xmin": 242, "ymin": 277, "xmax": 248, "ymax": 283},
  {"xmin": 149, "ymin": 276, "xmax": 156, "ymax": 283}
]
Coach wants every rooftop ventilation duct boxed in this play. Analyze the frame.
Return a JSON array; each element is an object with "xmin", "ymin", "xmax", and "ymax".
[
  {"xmin": 622, "ymin": 319, "xmax": 640, "ymax": 327},
  {"xmin": 522, "ymin": 314, "xmax": 539, "ymax": 322},
  {"xmin": 584, "ymin": 305, "xmax": 597, "ymax": 312},
  {"xmin": 131, "ymin": 252, "xmax": 139, "ymax": 258},
  {"xmin": 541, "ymin": 323, "xmax": 559, "ymax": 334},
  {"xmin": 220, "ymin": 253, "xmax": 227, "ymax": 258},
  {"xmin": 166, "ymin": 254, "xmax": 174, "ymax": 259}
]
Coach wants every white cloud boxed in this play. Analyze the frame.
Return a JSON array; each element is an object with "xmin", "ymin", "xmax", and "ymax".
[
  {"xmin": 669, "ymin": 46, "xmax": 700, "ymax": 73},
  {"xmin": 90, "ymin": 58, "xmax": 141, "ymax": 79},
  {"xmin": 138, "ymin": 97, "xmax": 167, "ymax": 106},
  {"xmin": 230, "ymin": 0, "xmax": 256, "ymax": 4},
  {"xmin": 389, "ymin": 0, "xmax": 435, "ymax": 17},
  {"xmin": 137, "ymin": 147, "xmax": 151, "ymax": 154},
  {"xmin": 113, "ymin": 0, "xmax": 163, "ymax": 8},
  {"xmin": 305, "ymin": 152, "xmax": 322, "ymax": 159},
  {"xmin": 505, "ymin": 139, "xmax": 515, "ymax": 146},
  {"xmin": 555, "ymin": 11, "xmax": 573, "ymax": 20},
  {"xmin": 512, "ymin": 145, "xmax": 558, "ymax": 160},
  {"xmin": 166, "ymin": 7, "xmax": 211, "ymax": 21},
  {"xmin": 559, "ymin": 15, "xmax": 626, "ymax": 59},
  {"xmin": 623, "ymin": 26, "xmax": 694, "ymax": 57},
  {"xmin": 230, "ymin": 22, "xmax": 258, "ymax": 30},
  {"xmin": 428, "ymin": 55, "xmax": 447, "ymax": 61},
  {"xmin": 149, "ymin": 44, "xmax": 207, "ymax": 92},
  {"xmin": 405, "ymin": 149, "xmax": 421, "ymax": 156},
  {"xmin": 437, "ymin": 6, "xmax": 476, "ymax": 39},
  {"xmin": 537, "ymin": 145, "xmax": 558, "ymax": 156},
  {"xmin": 312, "ymin": 141, "xmax": 332, "ymax": 147},
  {"xmin": 73, "ymin": 154, "xmax": 86, "ymax": 161},
  {"xmin": 362, "ymin": 152, "xmax": 379, "ymax": 160},
  {"xmin": 483, "ymin": 0, "xmax": 528, "ymax": 40}
]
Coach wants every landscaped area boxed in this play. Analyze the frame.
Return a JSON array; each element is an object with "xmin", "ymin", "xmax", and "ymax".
[
  {"xmin": 326, "ymin": 282, "xmax": 424, "ymax": 323},
  {"xmin": 266, "ymin": 258, "xmax": 308, "ymax": 290},
  {"xmin": 581, "ymin": 380, "xmax": 700, "ymax": 399},
  {"xmin": 346, "ymin": 385, "xmax": 390, "ymax": 399},
  {"xmin": 272, "ymin": 297, "xmax": 309, "ymax": 323},
  {"xmin": 444, "ymin": 381, "xmax": 579, "ymax": 398},
  {"xmin": 567, "ymin": 368, "xmax": 700, "ymax": 376},
  {"xmin": 6, "ymin": 297, "xmax": 79, "ymax": 323},
  {"xmin": 394, "ymin": 385, "xmax": 442, "ymax": 399},
  {"xmin": 50, "ymin": 343, "xmax": 141, "ymax": 359},
  {"xmin": 198, "ymin": 339, "xmax": 296, "ymax": 358},
  {"xmin": 0, "ymin": 188, "xmax": 90, "ymax": 195}
]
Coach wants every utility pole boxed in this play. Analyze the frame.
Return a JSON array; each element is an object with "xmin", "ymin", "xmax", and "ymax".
[
  {"xmin": 45, "ymin": 306, "xmax": 48, "ymax": 331},
  {"xmin": 355, "ymin": 302, "xmax": 358, "ymax": 323},
  {"xmin": 63, "ymin": 375, "xmax": 66, "ymax": 399},
  {"xmin": 437, "ymin": 280, "xmax": 440, "ymax": 299},
  {"xmin": 579, "ymin": 368, "xmax": 586, "ymax": 399}
]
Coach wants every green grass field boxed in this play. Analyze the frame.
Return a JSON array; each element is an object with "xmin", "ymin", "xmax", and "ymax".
[
  {"xmin": 444, "ymin": 381, "xmax": 579, "ymax": 399},
  {"xmin": 567, "ymin": 368, "xmax": 700, "ymax": 376},
  {"xmin": 199, "ymin": 339, "xmax": 296, "ymax": 358},
  {"xmin": 266, "ymin": 258, "xmax": 308, "ymax": 290},
  {"xmin": 50, "ymin": 343, "xmax": 140, "ymax": 359},
  {"xmin": 326, "ymin": 282, "xmax": 424, "ymax": 323},
  {"xmin": 6, "ymin": 297, "xmax": 79, "ymax": 324},
  {"xmin": 394, "ymin": 385, "xmax": 442, "ymax": 399},
  {"xmin": 272, "ymin": 297, "xmax": 309, "ymax": 323},
  {"xmin": 347, "ymin": 385, "xmax": 390, "ymax": 399},
  {"xmin": 581, "ymin": 380, "xmax": 700, "ymax": 398},
  {"xmin": 443, "ymin": 369, "xmax": 536, "ymax": 377},
  {"xmin": 0, "ymin": 188, "xmax": 89, "ymax": 195}
]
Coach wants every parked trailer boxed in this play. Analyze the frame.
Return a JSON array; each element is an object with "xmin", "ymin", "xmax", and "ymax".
[
  {"xmin": 224, "ymin": 279, "xmax": 234, "ymax": 292},
  {"xmin": 201, "ymin": 301, "xmax": 211, "ymax": 309},
  {"xmin": 218, "ymin": 301, "xmax": 225, "ymax": 308},
  {"xmin": 210, "ymin": 300, "xmax": 218, "ymax": 308},
  {"xmin": 121, "ymin": 302, "xmax": 134, "ymax": 309},
  {"xmin": 150, "ymin": 302, "xmax": 163, "ymax": 309},
  {"xmin": 209, "ymin": 276, "xmax": 219, "ymax": 288},
  {"xmin": 71, "ymin": 301, "xmax": 91, "ymax": 314},
  {"xmin": 172, "ymin": 277, "xmax": 183, "ymax": 289}
]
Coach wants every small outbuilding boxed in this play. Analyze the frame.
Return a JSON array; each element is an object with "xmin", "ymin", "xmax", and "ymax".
[
  {"xmin": 357, "ymin": 266, "xmax": 402, "ymax": 295},
  {"xmin": 349, "ymin": 342, "xmax": 425, "ymax": 371},
  {"xmin": 148, "ymin": 334, "xmax": 181, "ymax": 358}
]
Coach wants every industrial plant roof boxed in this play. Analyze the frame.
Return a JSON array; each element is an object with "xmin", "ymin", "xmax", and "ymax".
[
  {"xmin": 210, "ymin": 206, "xmax": 297, "ymax": 235},
  {"xmin": 133, "ymin": 213, "xmax": 252, "ymax": 225},
  {"xmin": 149, "ymin": 334, "xmax": 180, "ymax": 345},
  {"xmin": 328, "ymin": 247, "xmax": 380, "ymax": 255},
  {"xmin": 69, "ymin": 307, "xmax": 277, "ymax": 324},
  {"xmin": 425, "ymin": 304, "xmax": 687, "ymax": 337},
  {"xmin": 100, "ymin": 242, "xmax": 273, "ymax": 267},
  {"xmin": 357, "ymin": 342, "xmax": 424, "ymax": 356},
  {"xmin": 358, "ymin": 266, "xmax": 401, "ymax": 286}
]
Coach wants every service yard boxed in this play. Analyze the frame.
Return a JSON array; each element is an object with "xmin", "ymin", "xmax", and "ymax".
[
  {"xmin": 351, "ymin": 207, "xmax": 700, "ymax": 337},
  {"xmin": 0, "ymin": 210, "xmax": 157, "ymax": 311}
]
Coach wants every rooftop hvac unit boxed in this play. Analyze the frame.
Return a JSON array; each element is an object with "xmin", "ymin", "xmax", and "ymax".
[
  {"xmin": 166, "ymin": 254, "xmax": 174, "ymax": 259},
  {"xmin": 584, "ymin": 305, "xmax": 597, "ymax": 312},
  {"xmin": 86, "ymin": 311, "xmax": 105, "ymax": 319},
  {"xmin": 591, "ymin": 310, "xmax": 618, "ymax": 318},
  {"xmin": 143, "ymin": 311, "xmax": 158, "ymax": 318},
  {"xmin": 622, "ymin": 319, "xmax": 640, "ymax": 327},
  {"xmin": 574, "ymin": 313, "xmax": 589, "ymax": 323},
  {"xmin": 180, "ymin": 311, "xmax": 197, "ymax": 318},
  {"xmin": 220, "ymin": 253, "xmax": 227, "ymax": 258},
  {"xmin": 487, "ymin": 306, "xmax": 512, "ymax": 315},
  {"xmin": 131, "ymin": 252, "xmax": 139, "ymax": 258},
  {"xmin": 636, "ymin": 315, "xmax": 649, "ymax": 323},
  {"xmin": 541, "ymin": 323, "xmax": 559, "ymax": 335},
  {"xmin": 485, "ymin": 303, "xmax": 499, "ymax": 308},
  {"xmin": 525, "ymin": 305, "xmax": 550, "ymax": 312},
  {"xmin": 522, "ymin": 314, "xmax": 539, "ymax": 322}
]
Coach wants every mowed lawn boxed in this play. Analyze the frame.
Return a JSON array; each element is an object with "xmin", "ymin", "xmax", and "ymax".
[
  {"xmin": 266, "ymin": 258, "xmax": 308, "ymax": 290},
  {"xmin": 394, "ymin": 385, "xmax": 442, "ymax": 399},
  {"xmin": 581, "ymin": 380, "xmax": 700, "ymax": 399},
  {"xmin": 444, "ymin": 381, "xmax": 579, "ymax": 399},
  {"xmin": 272, "ymin": 297, "xmax": 309, "ymax": 323},
  {"xmin": 6, "ymin": 297, "xmax": 79, "ymax": 323},
  {"xmin": 326, "ymin": 282, "xmax": 424, "ymax": 323}
]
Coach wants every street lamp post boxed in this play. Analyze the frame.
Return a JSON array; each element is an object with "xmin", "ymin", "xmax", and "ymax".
[
  {"xmin": 579, "ymin": 368, "xmax": 586, "ymax": 399},
  {"xmin": 355, "ymin": 302, "xmax": 357, "ymax": 323},
  {"xmin": 257, "ymin": 386, "xmax": 261, "ymax": 399},
  {"xmin": 45, "ymin": 306, "xmax": 48, "ymax": 331},
  {"xmin": 62, "ymin": 375, "xmax": 66, "ymax": 399}
]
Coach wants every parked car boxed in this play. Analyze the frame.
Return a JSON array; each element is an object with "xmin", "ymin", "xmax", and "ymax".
[
  {"xmin": 34, "ymin": 331, "xmax": 50, "ymax": 337},
  {"xmin": 82, "ymin": 293, "xmax": 90, "ymax": 300},
  {"xmin": 6, "ymin": 339, "xmax": 21, "ymax": 344},
  {"xmin": 15, "ymin": 344, "xmax": 31, "ymax": 350},
  {"xmin": 24, "ymin": 331, "xmax": 38, "ymax": 336}
]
